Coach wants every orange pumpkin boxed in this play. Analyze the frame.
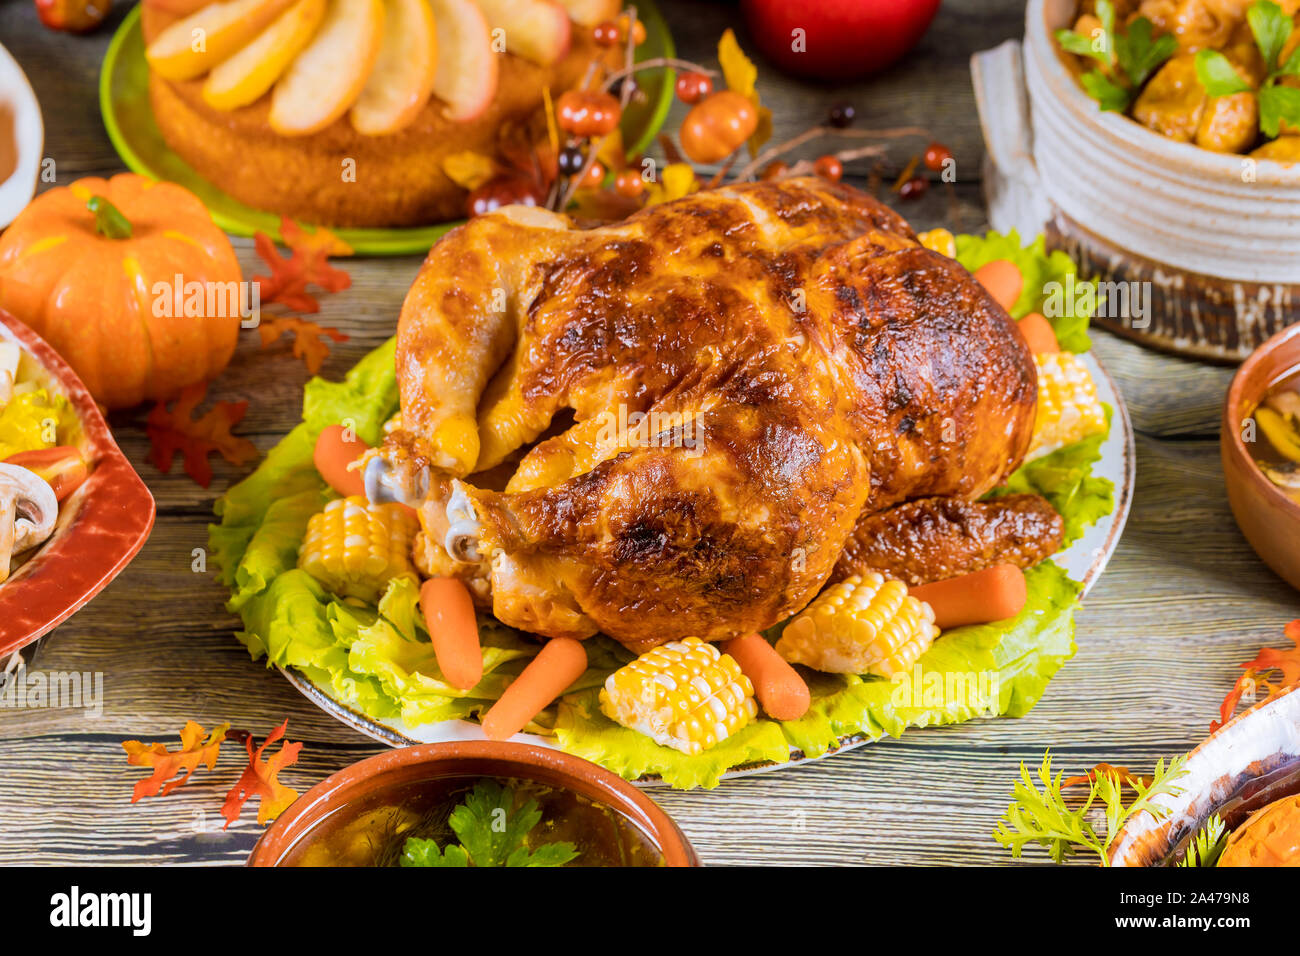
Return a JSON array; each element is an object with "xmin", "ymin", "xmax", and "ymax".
[{"xmin": 0, "ymin": 173, "xmax": 243, "ymax": 409}]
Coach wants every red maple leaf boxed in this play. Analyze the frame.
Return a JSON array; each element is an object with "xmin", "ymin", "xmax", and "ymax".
[
  {"xmin": 122, "ymin": 721, "xmax": 230, "ymax": 801},
  {"xmin": 253, "ymin": 217, "xmax": 352, "ymax": 314},
  {"xmin": 146, "ymin": 382, "xmax": 259, "ymax": 487},
  {"xmin": 221, "ymin": 719, "xmax": 304, "ymax": 828},
  {"xmin": 1211, "ymin": 620, "xmax": 1300, "ymax": 732},
  {"xmin": 258, "ymin": 315, "xmax": 349, "ymax": 374}
]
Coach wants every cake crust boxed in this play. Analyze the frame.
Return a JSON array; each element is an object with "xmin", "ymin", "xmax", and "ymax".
[{"xmin": 142, "ymin": 6, "xmax": 618, "ymax": 228}]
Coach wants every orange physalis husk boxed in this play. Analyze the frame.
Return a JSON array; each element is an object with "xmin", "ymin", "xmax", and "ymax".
[
  {"xmin": 1211, "ymin": 619, "xmax": 1300, "ymax": 732},
  {"xmin": 146, "ymin": 382, "xmax": 259, "ymax": 488},
  {"xmin": 258, "ymin": 315, "xmax": 349, "ymax": 374},
  {"xmin": 221, "ymin": 719, "xmax": 304, "ymax": 828},
  {"xmin": 1060, "ymin": 763, "xmax": 1153, "ymax": 792},
  {"xmin": 122, "ymin": 720, "xmax": 230, "ymax": 802},
  {"xmin": 253, "ymin": 217, "xmax": 352, "ymax": 314}
]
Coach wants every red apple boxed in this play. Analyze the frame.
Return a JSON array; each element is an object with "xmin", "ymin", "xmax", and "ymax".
[{"xmin": 741, "ymin": 0, "xmax": 942, "ymax": 82}]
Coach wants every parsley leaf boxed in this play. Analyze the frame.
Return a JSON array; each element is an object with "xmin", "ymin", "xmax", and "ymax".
[
  {"xmin": 1178, "ymin": 814, "xmax": 1229, "ymax": 868},
  {"xmin": 1195, "ymin": 49, "xmax": 1254, "ymax": 97},
  {"xmin": 993, "ymin": 751, "xmax": 1188, "ymax": 866},
  {"xmin": 1056, "ymin": 3, "xmax": 1176, "ymax": 112},
  {"xmin": 398, "ymin": 780, "xmax": 579, "ymax": 868},
  {"xmin": 401, "ymin": 838, "xmax": 471, "ymax": 867},
  {"xmin": 1248, "ymin": 0, "xmax": 1292, "ymax": 74},
  {"xmin": 1260, "ymin": 82, "xmax": 1300, "ymax": 136}
]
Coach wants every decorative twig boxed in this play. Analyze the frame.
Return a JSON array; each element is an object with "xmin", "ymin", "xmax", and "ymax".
[
  {"xmin": 734, "ymin": 124, "xmax": 930, "ymax": 182},
  {"xmin": 600, "ymin": 57, "xmax": 718, "ymax": 95}
]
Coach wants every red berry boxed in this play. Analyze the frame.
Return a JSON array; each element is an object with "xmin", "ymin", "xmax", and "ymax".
[
  {"xmin": 593, "ymin": 20, "xmax": 619, "ymax": 45},
  {"xmin": 556, "ymin": 90, "xmax": 622, "ymax": 137},
  {"xmin": 813, "ymin": 155, "xmax": 844, "ymax": 182},
  {"xmin": 467, "ymin": 177, "xmax": 543, "ymax": 218},
  {"xmin": 615, "ymin": 169, "xmax": 646, "ymax": 197},
  {"xmin": 578, "ymin": 161, "xmax": 606, "ymax": 189},
  {"xmin": 761, "ymin": 160, "xmax": 789, "ymax": 180},
  {"xmin": 923, "ymin": 142, "xmax": 952, "ymax": 173},
  {"xmin": 898, "ymin": 175, "xmax": 929, "ymax": 200},
  {"xmin": 675, "ymin": 72, "xmax": 714, "ymax": 105}
]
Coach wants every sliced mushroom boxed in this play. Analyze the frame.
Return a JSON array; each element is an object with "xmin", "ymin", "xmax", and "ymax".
[{"xmin": 0, "ymin": 463, "xmax": 58, "ymax": 584}]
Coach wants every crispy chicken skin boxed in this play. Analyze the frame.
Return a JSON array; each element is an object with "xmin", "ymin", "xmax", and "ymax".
[
  {"xmin": 387, "ymin": 177, "xmax": 1049, "ymax": 651},
  {"xmin": 832, "ymin": 495, "xmax": 1066, "ymax": 588}
]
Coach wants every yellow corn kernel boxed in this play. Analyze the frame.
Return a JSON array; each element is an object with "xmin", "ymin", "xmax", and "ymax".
[
  {"xmin": 918, "ymin": 228, "xmax": 957, "ymax": 258},
  {"xmin": 776, "ymin": 572, "xmax": 939, "ymax": 677},
  {"xmin": 298, "ymin": 496, "xmax": 419, "ymax": 604},
  {"xmin": 1029, "ymin": 351, "xmax": 1107, "ymax": 459},
  {"xmin": 599, "ymin": 637, "xmax": 758, "ymax": 756}
]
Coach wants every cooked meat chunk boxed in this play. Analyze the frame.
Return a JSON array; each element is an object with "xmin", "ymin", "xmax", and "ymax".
[
  {"xmin": 1133, "ymin": 54, "xmax": 1206, "ymax": 142},
  {"xmin": 831, "ymin": 494, "xmax": 1065, "ymax": 588}
]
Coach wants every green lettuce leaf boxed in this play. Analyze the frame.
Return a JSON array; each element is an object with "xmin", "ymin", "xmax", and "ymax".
[
  {"xmin": 555, "ymin": 561, "xmax": 1079, "ymax": 788},
  {"xmin": 955, "ymin": 230, "xmax": 1095, "ymax": 353}
]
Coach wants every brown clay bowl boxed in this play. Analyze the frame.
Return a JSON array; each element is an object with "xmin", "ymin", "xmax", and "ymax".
[
  {"xmin": 1222, "ymin": 322, "xmax": 1300, "ymax": 592},
  {"xmin": 248, "ymin": 741, "xmax": 701, "ymax": 867},
  {"xmin": 0, "ymin": 308, "xmax": 155, "ymax": 655}
]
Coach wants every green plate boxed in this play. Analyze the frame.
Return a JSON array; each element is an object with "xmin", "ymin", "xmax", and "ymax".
[{"xmin": 99, "ymin": 2, "xmax": 675, "ymax": 256}]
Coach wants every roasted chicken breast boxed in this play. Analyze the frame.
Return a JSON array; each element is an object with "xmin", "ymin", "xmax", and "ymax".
[{"xmin": 379, "ymin": 177, "xmax": 1057, "ymax": 652}]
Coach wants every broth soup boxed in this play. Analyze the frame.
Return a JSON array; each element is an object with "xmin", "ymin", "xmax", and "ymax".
[
  {"xmin": 1249, "ymin": 365, "xmax": 1300, "ymax": 503},
  {"xmin": 281, "ymin": 775, "xmax": 664, "ymax": 867}
]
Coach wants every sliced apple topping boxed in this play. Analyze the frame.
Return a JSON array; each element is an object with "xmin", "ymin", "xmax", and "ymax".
[
  {"xmin": 145, "ymin": 0, "xmax": 298, "ymax": 81},
  {"xmin": 202, "ymin": 0, "xmax": 328, "ymax": 111},
  {"xmin": 426, "ymin": 0, "xmax": 499, "ymax": 121},
  {"xmin": 269, "ymin": 0, "xmax": 386, "ymax": 136},
  {"xmin": 350, "ymin": 0, "xmax": 439, "ymax": 135},
  {"xmin": 552, "ymin": 0, "xmax": 618, "ymax": 26},
  {"xmin": 474, "ymin": 0, "xmax": 571, "ymax": 66}
]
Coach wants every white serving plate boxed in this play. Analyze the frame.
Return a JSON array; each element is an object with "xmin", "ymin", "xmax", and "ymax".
[
  {"xmin": 280, "ymin": 352, "xmax": 1136, "ymax": 785},
  {"xmin": 0, "ymin": 41, "xmax": 43, "ymax": 228}
]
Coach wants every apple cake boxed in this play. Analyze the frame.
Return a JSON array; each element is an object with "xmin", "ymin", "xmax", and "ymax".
[{"xmin": 141, "ymin": 0, "xmax": 622, "ymax": 228}]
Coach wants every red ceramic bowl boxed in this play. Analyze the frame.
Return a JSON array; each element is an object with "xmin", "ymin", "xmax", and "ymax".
[
  {"xmin": 249, "ymin": 741, "xmax": 701, "ymax": 867},
  {"xmin": 1222, "ymin": 323, "xmax": 1300, "ymax": 593},
  {"xmin": 0, "ymin": 308, "xmax": 155, "ymax": 654}
]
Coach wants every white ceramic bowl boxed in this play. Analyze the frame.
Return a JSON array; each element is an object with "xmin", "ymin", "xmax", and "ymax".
[
  {"xmin": 0, "ymin": 42, "xmax": 43, "ymax": 229},
  {"xmin": 977, "ymin": 0, "xmax": 1300, "ymax": 360}
]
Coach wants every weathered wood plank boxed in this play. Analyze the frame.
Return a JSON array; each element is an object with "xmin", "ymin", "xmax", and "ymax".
[{"xmin": 1, "ymin": 0, "xmax": 1291, "ymax": 868}]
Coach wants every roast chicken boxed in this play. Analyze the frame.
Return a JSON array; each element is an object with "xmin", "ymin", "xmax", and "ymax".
[{"xmin": 376, "ymin": 177, "xmax": 1062, "ymax": 653}]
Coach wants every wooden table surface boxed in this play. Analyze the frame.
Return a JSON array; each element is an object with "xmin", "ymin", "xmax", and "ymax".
[{"xmin": 2, "ymin": 0, "xmax": 1296, "ymax": 867}]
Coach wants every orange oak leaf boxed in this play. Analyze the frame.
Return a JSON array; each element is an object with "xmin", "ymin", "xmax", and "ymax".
[
  {"xmin": 221, "ymin": 719, "xmax": 304, "ymax": 828},
  {"xmin": 258, "ymin": 315, "xmax": 349, "ymax": 375},
  {"xmin": 253, "ymin": 217, "xmax": 352, "ymax": 314},
  {"xmin": 1060, "ymin": 763, "xmax": 1153, "ymax": 791},
  {"xmin": 122, "ymin": 721, "xmax": 230, "ymax": 802},
  {"xmin": 146, "ymin": 382, "xmax": 260, "ymax": 488},
  {"xmin": 1211, "ymin": 620, "xmax": 1300, "ymax": 732}
]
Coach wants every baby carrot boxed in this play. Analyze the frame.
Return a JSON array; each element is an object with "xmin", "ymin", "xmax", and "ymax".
[
  {"xmin": 481, "ymin": 637, "xmax": 588, "ymax": 741},
  {"xmin": 722, "ymin": 633, "xmax": 810, "ymax": 721},
  {"xmin": 313, "ymin": 424, "xmax": 369, "ymax": 498},
  {"xmin": 909, "ymin": 564, "xmax": 1028, "ymax": 631},
  {"xmin": 1018, "ymin": 312, "xmax": 1060, "ymax": 354},
  {"xmin": 973, "ymin": 259, "xmax": 1024, "ymax": 313},
  {"xmin": 420, "ymin": 577, "xmax": 483, "ymax": 691}
]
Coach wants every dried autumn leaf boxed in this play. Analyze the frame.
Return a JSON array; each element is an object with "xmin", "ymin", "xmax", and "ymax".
[
  {"xmin": 253, "ymin": 217, "xmax": 353, "ymax": 314},
  {"xmin": 645, "ymin": 162, "xmax": 699, "ymax": 206},
  {"xmin": 717, "ymin": 28, "xmax": 770, "ymax": 156},
  {"xmin": 146, "ymin": 382, "xmax": 259, "ymax": 487},
  {"xmin": 443, "ymin": 151, "xmax": 502, "ymax": 191},
  {"xmin": 123, "ymin": 720, "xmax": 230, "ymax": 802},
  {"xmin": 258, "ymin": 315, "xmax": 349, "ymax": 375},
  {"xmin": 221, "ymin": 719, "xmax": 304, "ymax": 828},
  {"xmin": 1211, "ymin": 620, "xmax": 1300, "ymax": 731},
  {"xmin": 1061, "ymin": 763, "xmax": 1153, "ymax": 791}
]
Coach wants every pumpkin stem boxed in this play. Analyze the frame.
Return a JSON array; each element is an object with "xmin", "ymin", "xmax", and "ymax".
[{"xmin": 87, "ymin": 196, "xmax": 133, "ymax": 240}]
